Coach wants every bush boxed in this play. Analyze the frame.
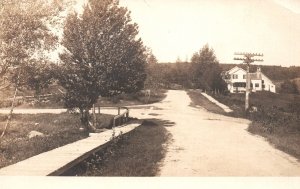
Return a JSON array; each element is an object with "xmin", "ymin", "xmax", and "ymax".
[
  {"xmin": 280, "ymin": 80, "xmax": 299, "ymax": 94},
  {"xmin": 248, "ymin": 105, "xmax": 300, "ymax": 133}
]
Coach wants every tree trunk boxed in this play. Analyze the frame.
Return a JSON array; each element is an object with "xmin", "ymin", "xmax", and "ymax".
[
  {"xmin": 92, "ymin": 104, "xmax": 96, "ymax": 128},
  {"xmin": 80, "ymin": 108, "xmax": 96, "ymax": 132},
  {"xmin": 0, "ymin": 71, "xmax": 20, "ymax": 138},
  {"xmin": 80, "ymin": 109, "xmax": 89, "ymax": 131}
]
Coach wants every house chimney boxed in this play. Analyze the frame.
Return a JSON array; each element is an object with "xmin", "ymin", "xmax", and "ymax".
[
  {"xmin": 257, "ymin": 67, "xmax": 261, "ymax": 72},
  {"xmin": 257, "ymin": 67, "xmax": 261, "ymax": 79}
]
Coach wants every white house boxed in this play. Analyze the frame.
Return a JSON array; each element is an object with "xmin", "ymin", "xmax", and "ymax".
[{"xmin": 223, "ymin": 66, "xmax": 276, "ymax": 93}]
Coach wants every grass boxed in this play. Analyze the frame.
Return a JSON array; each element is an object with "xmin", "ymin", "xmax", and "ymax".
[
  {"xmin": 0, "ymin": 113, "xmax": 114, "ymax": 168},
  {"xmin": 61, "ymin": 119, "xmax": 172, "ymax": 176},
  {"xmin": 248, "ymin": 122, "xmax": 300, "ymax": 159},
  {"xmin": 187, "ymin": 89, "xmax": 226, "ymax": 115},
  {"xmin": 0, "ymin": 89, "xmax": 167, "ymax": 109},
  {"xmin": 210, "ymin": 91, "xmax": 300, "ymax": 160},
  {"xmin": 211, "ymin": 91, "xmax": 300, "ymax": 116},
  {"xmin": 0, "ymin": 88, "xmax": 167, "ymax": 170}
]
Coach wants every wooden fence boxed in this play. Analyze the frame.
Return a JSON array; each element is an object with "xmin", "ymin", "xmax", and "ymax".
[{"xmin": 113, "ymin": 107, "xmax": 129, "ymax": 127}]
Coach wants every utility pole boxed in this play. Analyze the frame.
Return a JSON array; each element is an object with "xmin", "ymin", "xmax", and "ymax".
[{"xmin": 234, "ymin": 52, "xmax": 263, "ymax": 111}]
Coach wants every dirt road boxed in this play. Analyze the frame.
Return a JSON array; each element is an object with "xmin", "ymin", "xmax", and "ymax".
[{"xmin": 130, "ymin": 90, "xmax": 300, "ymax": 176}]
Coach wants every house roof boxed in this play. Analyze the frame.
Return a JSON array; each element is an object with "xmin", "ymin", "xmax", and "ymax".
[
  {"xmin": 249, "ymin": 73, "xmax": 262, "ymax": 80},
  {"xmin": 226, "ymin": 66, "xmax": 246, "ymax": 74},
  {"xmin": 260, "ymin": 72, "xmax": 274, "ymax": 84},
  {"xmin": 225, "ymin": 66, "xmax": 275, "ymax": 84}
]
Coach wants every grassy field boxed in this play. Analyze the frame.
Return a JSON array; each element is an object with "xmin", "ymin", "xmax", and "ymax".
[
  {"xmin": 61, "ymin": 119, "xmax": 171, "ymax": 176},
  {"xmin": 210, "ymin": 91, "xmax": 300, "ymax": 160},
  {"xmin": 0, "ymin": 113, "xmax": 114, "ymax": 168}
]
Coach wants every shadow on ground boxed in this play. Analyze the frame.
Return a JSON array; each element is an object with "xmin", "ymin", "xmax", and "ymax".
[
  {"xmin": 60, "ymin": 118, "xmax": 172, "ymax": 176},
  {"xmin": 141, "ymin": 119, "xmax": 175, "ymax": 127}
]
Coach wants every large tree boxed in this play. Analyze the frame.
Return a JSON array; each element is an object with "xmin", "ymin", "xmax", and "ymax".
[
  {"xmin": 0, "ymin": 0, "xmax": 57, "ymax": 79},
  {"xmin": 59, "ymin": 0, "xmax": 147, "ymax": 129},
  {"xmin": 190, "ymin": 44, "xmax": 227, "ymax": 92},
  {"xmin": 0, "ymin": 0, "xmax": 57, "ymax": 137}
]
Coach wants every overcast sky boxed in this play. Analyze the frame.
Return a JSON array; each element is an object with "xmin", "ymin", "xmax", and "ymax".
[{"xmin": 118, "ymin": 0, "xmax": 300, "ymax": 66}]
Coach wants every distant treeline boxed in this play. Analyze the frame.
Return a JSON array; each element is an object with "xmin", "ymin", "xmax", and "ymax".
[
  {"xmin": 145, "ymin": 62, "xmax": 192, "ymax": 89},
  {"xmin": 219, "ymin": 64, "xmax": 300, "ymax": 81},
  {"xmin": 146, "ymin": 62, "xmax": 300, "ymax": 93},
  {"xmin": 146, "ymin": 44, "xmax": 300, "ymax": 92}
]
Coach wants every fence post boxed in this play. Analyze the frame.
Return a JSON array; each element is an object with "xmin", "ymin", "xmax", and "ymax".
[
  {"xmin": 92, "ymin": 104, "xmax": 96, "ymax": 128},
  {"xmin": 112, "ymin": 107, "xmax": 129, "ymax": 128},
  {"xmin": 126, "ymin": 110, "xmax": 129, "ymax": 122}
]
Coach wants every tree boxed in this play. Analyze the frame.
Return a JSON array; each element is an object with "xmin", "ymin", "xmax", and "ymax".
[
  {"xmin": 146, "ymin": 48, "xmax": 158, "ymax": 65},
  {"xmin": 144, "ymin": 49, "xmax": 163, "ymax": 89},
  {"xmin": 59, "ymin": 0, "xmax": 147, "ymax": 130},
  {"xmin": 23, "ymin": 60, "xmax": 55, "ymax": 98},
  {"xmin": 176, "ymin": 56, "xmax": 182, "ymax": 63},
  {"xmin": 0, "ymin": 0, "xmax": 57, "ymax": 137},
  {"xmin": 0, "ymin": 0, "xmax": 57, "ymax": 78},
  {"xmin": 190, "ymin": 44, "xmax": 227, "ymax": 92}
]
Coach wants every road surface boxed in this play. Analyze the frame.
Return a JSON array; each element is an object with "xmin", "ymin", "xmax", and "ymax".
[{"xmin": 130, "ymin": 90, "xmax": 300, "ymax": 176}]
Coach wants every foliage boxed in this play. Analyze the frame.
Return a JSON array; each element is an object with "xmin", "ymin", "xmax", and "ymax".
[
  {"xmin": 146, "ymin": 48, "xmax": 158, "ymax": 65},
  {"xmin": 289, "ymin": 96, "xmax": 300, "ymax": 118},
  {"xmin": 0, "ymin": 0, "xmax": 58, "ymax": 137},
  {"xmin": 58, "ymin": 0, "xmax": 147, "ymax": 129},
  {"xmin": 0, "ymin": 0, "xmax": 58, "ymax": 97},
  {"xmin": 190, "ymin": 44, "xmax": 227, "ymax": 92},
  {"xmin": 22, "ymin": 61, "xmax": 55, "ymax": 98},
  {"xmin": 280, "ymin": 80, "xmax": 299, "ymax": 94},
  {"xmin": 143, "ymin": 44, "xmax": 227, "ymax": 91},
  {"xmin": 219, "ymin": 64, "xmax": 300, "ymax": 82},
  {"xmin": 144, "ymin": 49, "xmax": 160, "ymax": 89},
  {"xmin": 0, "ymin": 0, "xmax": 57, "ymax": 80}
]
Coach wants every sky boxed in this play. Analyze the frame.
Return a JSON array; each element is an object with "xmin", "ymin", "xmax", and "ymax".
[{"xmin": 117, "ymin": 0, "xmax": 300, "ymax": 66}]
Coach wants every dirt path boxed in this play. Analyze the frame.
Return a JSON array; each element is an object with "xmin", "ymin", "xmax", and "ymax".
[{"xmin": 130, "ymin": 90, "xmax": 300, "ymax": 176}]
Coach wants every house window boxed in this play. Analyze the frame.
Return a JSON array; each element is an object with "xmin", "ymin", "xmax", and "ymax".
[
  {"xmin": 250, "ymin": 83, "xmax": 253, "ymax": 88},
  {"xmin": 233, "ymin": 82, "xmax": 246, "ymax": 87},
  {"xmin": 243, "ymin": 75, "xmax": 246, "ymax": 79},
  {"xmin": 232, "ymin": 74, "xmax": 238, "ymax": 79},
  {"xmin": 255, "ymin": 83, "xmax": 259, "ymax": 88}
]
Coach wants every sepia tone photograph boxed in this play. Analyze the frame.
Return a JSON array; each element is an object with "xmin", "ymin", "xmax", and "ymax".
[{"xmin": 0, "ymin": 0, "xmax": 300, "ymax": 188}]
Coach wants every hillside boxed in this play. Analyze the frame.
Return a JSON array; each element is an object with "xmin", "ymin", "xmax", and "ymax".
[
  {"xmin": 292, "ymin": 78, "xmax": 300, "ymax": 92},
  {"xmin": 158, "ymin": 62, "xmax": 300, "ymax": 82}
]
